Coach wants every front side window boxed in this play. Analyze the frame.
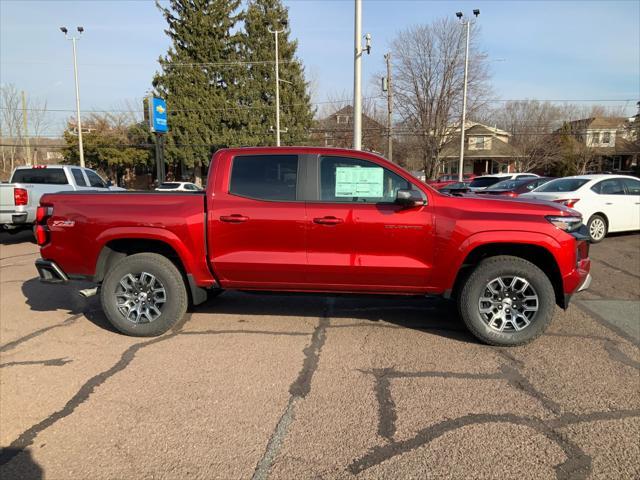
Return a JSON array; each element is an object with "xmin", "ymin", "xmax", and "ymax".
[
  {"xmin": 86, "ymin": 170, "xmax": 107, "ymax": 188},
  {"xmin": 230, "ymin": 155, "xmax": 298, "ymax": 201},
  {"xmin": 319, "ymin": 156, "xmax": 411, "ymax": 203},
  {"xmin": 71, "ymin": 168, "xmax": 87, "ymax": 186}
]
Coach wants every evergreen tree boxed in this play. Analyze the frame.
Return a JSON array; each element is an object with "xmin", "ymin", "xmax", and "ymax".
[
  {"xmin": 153, "ymin": 0, "xmax": 242, "ymax": 183},
  {"xmin": 241, "ymin": 0, "xmax": 314, "ymax": 146}
]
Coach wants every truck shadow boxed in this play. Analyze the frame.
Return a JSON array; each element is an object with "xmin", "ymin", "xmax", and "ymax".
[
  {"xmin": 196, "ymin": 291, "xmax": 475, "ymax": 344},
  {"xmin": 0, "ymin": 448, "xmax": 43, "ymax": 480},
  {"xmin": 20, "ymin": 278, "xmax": 118, "ymax": 333},
  {"xmin": 20, "ymin": 279, "xmax": 474, "ymax": 342},
  {"xmin": 0, "ymin": 229, "xmax": 35, "ymax": 245}
]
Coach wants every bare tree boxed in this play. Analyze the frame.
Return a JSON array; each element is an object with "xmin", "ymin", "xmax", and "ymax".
[
  {"xmin": 391, "ymin": 18, "xmax": 491, "ymax": 178},
  {"xmin": 0, "ymin": 84, "xmax": 22, "ymax": 176}
]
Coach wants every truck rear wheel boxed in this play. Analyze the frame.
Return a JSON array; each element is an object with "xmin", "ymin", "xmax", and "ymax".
[
  {"xmin": 458, "ymin": 255, "xmax": 555, "ymax": 346},
  {"xmin": 100, "ymin": 253, "xmax": 188, "ymax": 337}
]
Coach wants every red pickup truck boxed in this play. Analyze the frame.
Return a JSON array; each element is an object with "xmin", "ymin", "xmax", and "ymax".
[{"xmin": 35, "ymin": 147, "xmax": 591, "ymax": 346}]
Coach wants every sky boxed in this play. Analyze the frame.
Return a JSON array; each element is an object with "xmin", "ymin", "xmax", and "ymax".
[{"xmin": 1, "ymin": 0, "xmax": 639, "ymax": 136}]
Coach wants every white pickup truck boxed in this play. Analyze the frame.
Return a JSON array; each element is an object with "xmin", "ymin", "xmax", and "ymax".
[{"xmin": 0, "ymin": 165, "xmax": 122, "ymax": 231}]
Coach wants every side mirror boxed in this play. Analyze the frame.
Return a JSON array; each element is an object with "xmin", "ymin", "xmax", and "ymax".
[
  {"xmin": 395, "ymin": 189, "xmax": 425, "ymax": 208},
  {"xmin": 106, "ymin": 180, "xmax": 113, "ymax": 188}
]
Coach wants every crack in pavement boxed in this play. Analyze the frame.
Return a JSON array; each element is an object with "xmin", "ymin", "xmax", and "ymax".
[
  {"xmin": 0, "ymin": 357, "xmax": 72, "ymax": 368},
  {"xmin": 251, "ymin": 298, "xmax": 332, "ymax": 480},
  {"xmin": 348, "ymin": 410, "xmax": 640, "ymax": 479},
  {"xmin": 0, "ymin": 313, "xmax": 321, "ymax": 467},
  {"xmin": 591, "ymin": 258, "xmax": 640, "ymax": 280},
  {"xmin": 547, "ymin": 332, "xmax": 640, "ymax": 370},
  {"xmin": 352, "ymin": 342, "xmax": 622, "ymax": 479},
  {"xmin": 574, "ymin": 301, "xmax": 640, "ymax": 347},
  {"xmin": 0, "ymin": 313, "xmax": 85, "ymax": 353}
]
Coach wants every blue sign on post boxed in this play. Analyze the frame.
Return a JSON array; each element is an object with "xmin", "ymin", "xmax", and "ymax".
[{"xmin": 150, "ymin": 97, "xmax": 168, "ymax": 133}]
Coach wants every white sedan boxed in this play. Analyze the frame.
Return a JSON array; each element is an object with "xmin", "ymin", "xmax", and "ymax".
[
  {"xmin": 521, "ymin": 174, "xmax": 640, "ymax": 242},
  {"xmin": 155, "ymin": 182, "xmax": 202, "ymax": 192}
]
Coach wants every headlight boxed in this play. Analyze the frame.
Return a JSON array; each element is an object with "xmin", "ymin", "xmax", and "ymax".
[{"xmin": 546, "ymin": 215, "xmax": 582, "ymax": 232}]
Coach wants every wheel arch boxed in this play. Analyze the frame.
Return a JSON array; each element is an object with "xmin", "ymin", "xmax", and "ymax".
[
  {"xmin": 95, "ymin": 238, "xmax": 208, "ymax": 306},
  {"xmin": 449, "ymin": 242, "xmax": 565, "ymax": 308}
]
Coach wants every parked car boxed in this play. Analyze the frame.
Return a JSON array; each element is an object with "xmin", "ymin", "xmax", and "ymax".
[
  {"xmin": 468, "ymin": 173, "xmax": 539, "ymax": 191},
  {"xmin": 476, "ymin": 177, "xmax": 554, "ymax": 197},
  {"xmin": 427, "ymin": 173, "xmax": 475, "ymax": 190},
  {"xmin": 437, "ymin": 181, "xmax": 471, "ymax": 195},
  {"xmin": 34, "ymin": 147, "xmax": 591, "ymax": 346},
  {"xmin": 0, "ymin": 165, "xmax": 123, "ymax": 231},
  {"xmin": 521, "ymin": 174, "xmax": 640, "ymax": 243},
  {"xmin": 155, "ymin": 182, "xmax": 202, "ymax": 192}
]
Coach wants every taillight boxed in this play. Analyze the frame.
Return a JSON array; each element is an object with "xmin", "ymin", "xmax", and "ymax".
[
  {"xmin": 553, "ymin": 199, "xmax": 580, "ymax": 208},
  {"xmin": 36, "ymin": 206, "xmax": 53, "ymax": 224},
  {"xmin": 35, "ymin": 226, "xmax": 48, "ymax": 246},
  {"xmin": 14, "ymin": 188, "xmax": 28, "ymax": 206},
  {"xmin": 35, "ymin": 204, "xmax": 54, "ymax": 246}
]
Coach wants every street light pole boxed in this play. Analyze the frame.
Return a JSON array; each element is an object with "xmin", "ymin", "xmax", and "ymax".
[
  {"xmin": 268, "ymin": 22, "xmax": 287, "ymax": 147},
  {"xmin": 456, "ymin": 10, "xmax": 479, "ymax": 181},
  {"xmin": 61, "ymin": 26, "xmax": 85, "ymax": 167},
  {"xmin": 353, "ymin": 0, "xmax": 362, "ymax": 150}
]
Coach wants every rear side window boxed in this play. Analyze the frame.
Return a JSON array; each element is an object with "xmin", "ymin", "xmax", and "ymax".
[
  {"xmin": 159, "ymin": 182, "xmax": 180, "ymax": 189},
  {"xmin": 72, "ymin": 168, "xmax": 87, "ymax": 186},
  {"xmin": 86, "ymin": 170, "xmax": 107, "ymax": 188},
  {"xmin": 592, "ymin": 178, "xmax": 626, "ymax": 195},
  {"xmin": 536, "ymin": 178, "xmax": 589, "ymax": 192},
  {"xmin": 230, "ymin": 155, "xmax": 298, "ymax": 201},
  {"xmin": 11, "ymin": 168, "xmax": 68, "ymax": 185},
  {"xmin": 621, "ymin": 178, "xmax": 640, "ymax": 195},
  {"xmin": 319, "ymin": 156, "xmax": 410, "ymax": 203}
]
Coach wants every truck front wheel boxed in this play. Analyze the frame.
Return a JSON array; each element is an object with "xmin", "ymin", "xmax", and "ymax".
[
  {"xmin": 458, "ymin": 255, "xmax": 555, "ymax": 346},
  {"xmin": 100, "ymin": 253, "xmax": 188, "ymax": 337}
]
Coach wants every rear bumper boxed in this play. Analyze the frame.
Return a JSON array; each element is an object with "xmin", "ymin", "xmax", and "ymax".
[{"xmin": 35, "ymin": 259, "xmax": 69, "ymax": 284}]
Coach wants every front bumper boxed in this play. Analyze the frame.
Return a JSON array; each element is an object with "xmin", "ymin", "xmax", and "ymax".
[{"xmin": 35, "ymin": 259, "xmax": 69, "ymax": 284}]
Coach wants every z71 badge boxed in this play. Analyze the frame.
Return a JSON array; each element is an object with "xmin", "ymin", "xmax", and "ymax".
[{"xmin": 51, "ymin": 220, "xmax": 75, "ymax": 228}]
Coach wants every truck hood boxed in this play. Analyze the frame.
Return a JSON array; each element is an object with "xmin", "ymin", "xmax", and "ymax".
[{"xmin": 439, "ymin": 193, "xmax": 579, "ymax": 218}]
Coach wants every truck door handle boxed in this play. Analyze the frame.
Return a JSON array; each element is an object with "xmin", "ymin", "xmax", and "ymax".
[
  {"xmin": 220, "ymin": 214, "xmax": 249, "ymax": 223},
  {"xmin": 313, "ymin": 216, "xmax": 343, "ymax": 225},
  {"xmin": 605, "ymin": 202, "xmax": 613, "ymax": 205}
]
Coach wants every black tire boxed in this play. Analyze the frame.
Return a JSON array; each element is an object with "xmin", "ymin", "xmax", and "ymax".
[
  {"xmin": 458, "ymin": 255, "xmax": 555, "ymax": 346},
  {"xmin": 587, "ymin": 214, "xmax": 607, "ymax": 243},
  {"xmin": 100, "ymin": 253, "xmax": 188, "ymax": 337}
]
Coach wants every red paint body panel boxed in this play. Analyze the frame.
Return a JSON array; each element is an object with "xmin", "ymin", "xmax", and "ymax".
[{"xmin": 38, "ymin": 146, "xmax": 590, "ymax": 300}]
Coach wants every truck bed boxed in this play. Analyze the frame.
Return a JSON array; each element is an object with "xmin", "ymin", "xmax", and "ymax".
[{"xmin": 39, "ymin": 190, "xmax": 215, "ymax": 286}]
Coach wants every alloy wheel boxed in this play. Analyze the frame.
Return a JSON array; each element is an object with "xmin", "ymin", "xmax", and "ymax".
[
  {"xmin": 115, "ymin": 272, "xmax": 167, "ymax": 324},
  {"xmin": 478, "ymin": 276, "xmax": 539, "ymax": 332}
]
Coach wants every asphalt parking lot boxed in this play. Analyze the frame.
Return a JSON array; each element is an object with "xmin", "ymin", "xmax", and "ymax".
[{"xmin": 0, "ymin": 230, "xmax": 638, "ymax": 480}]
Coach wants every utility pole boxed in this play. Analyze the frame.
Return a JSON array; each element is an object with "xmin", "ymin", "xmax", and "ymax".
[
  {"xmin": 21, "ymin": 91, "xmax": 31, "ymax": 166},
  {"xmin": 384, "ymin": 52, "xmax": 393, "ymax": 162},
  {"xmin": 60, "ymin": 26, "xmax": 85, "ymax": 167},
  {"xmin": 268, "ymin": 20, "xmax": 288, "ymax": 147},
  {"xmin": 455, "ymin": 10, "xmax": 479, "ymax": 181},
  {"xmin": 353, "ymin": 1, "xmax": 371, "ymax": 150}
]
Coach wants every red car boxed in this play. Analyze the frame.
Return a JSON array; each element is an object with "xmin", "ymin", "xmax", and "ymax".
[
  {"xmin": 427, "ymin": 173, "xmax": 475, "ymax": 190},
  {"xmin": 475, "ymin": 177, "xmax": 554, "ymax": 197},
  {"xmin": 35, "ymin": 147, "xmax": 591, "ymax": 346}
]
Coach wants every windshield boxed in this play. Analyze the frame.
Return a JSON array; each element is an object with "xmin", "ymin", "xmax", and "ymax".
[
  {"xmin": 469, "ymin": 177, "xmax": 503, "ymax": 188},
  {"xmin": 158, "ymin": 183, "xmax": 180, "ymax": 189},
  {"xmin": 11, "ymin": 168, "xmax": 68, "ymax": 185},
  {"xmin": 535, "ymin": 178, "xmax": 589, "ymax": 192},
  {"xmin": 486, "ymin": 179, "xmax": 526, "ymax": 191}
]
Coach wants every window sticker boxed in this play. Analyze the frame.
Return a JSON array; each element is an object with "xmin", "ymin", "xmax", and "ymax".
[{"xmin": 335, "ymin": 166, "xmax": 384, "ymax": 198}]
